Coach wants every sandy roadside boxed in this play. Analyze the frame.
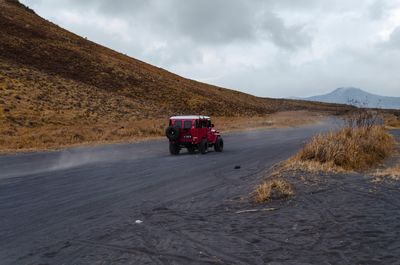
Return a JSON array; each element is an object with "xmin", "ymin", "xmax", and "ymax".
[{"xmin": 0, "ymin": 110, "xmax": 328, "ymax": 154}]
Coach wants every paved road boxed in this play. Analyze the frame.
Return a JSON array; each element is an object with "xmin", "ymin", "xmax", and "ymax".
[{"xmin": 0, "ymin": 122, "xmax": 333, "ymax": 264}]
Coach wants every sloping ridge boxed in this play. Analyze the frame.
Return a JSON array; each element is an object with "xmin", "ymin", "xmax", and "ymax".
[
  {"xmin": 0, "ymin": 0, "xmax": 352, "ymax": 150},
  {"xmin": 0, "ymin": 0, "xmax": 347, "ymax": 117},
  {"xmin": 1, "ymin": 0, "xmax": 274, "ymax": 117},
  {"xmin": 306, "ymin": 87, "xmax": 400, "ymax": 109}
]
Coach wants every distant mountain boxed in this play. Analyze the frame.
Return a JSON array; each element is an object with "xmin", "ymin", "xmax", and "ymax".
[{"xmin": 304, "ymin": 87, "xmax": 400, "ymax": 109}]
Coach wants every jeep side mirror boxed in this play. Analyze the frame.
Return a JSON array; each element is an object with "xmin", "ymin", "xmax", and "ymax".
[{"xmin": 211, "ymin": 124, "xmax": 214, "ymax": 128}]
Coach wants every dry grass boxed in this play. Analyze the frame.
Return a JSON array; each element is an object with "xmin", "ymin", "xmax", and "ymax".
[
  {"xmin": 253, "ymin": 178, "xmax": 294, "ymax": 204},
  {"xmin": 282, "ymin": 158, "xmax": 346, "ymax": 174},
  {"xmin": 253, "ymin": 110, "xmax": 398, "ymax": 203},
  {"xmin": 214, "ymin": 111, "xmax": 324, "ymax": 132},
  {"xmin": 384, "ymin": 113, "xmax": 400, "ymax": 129},
  {"xmin": 0, "ymin": 119, "xmax": 165, "ymax": 152},
  {"xmin": 0, "ymin": 108, "xmax": 323, "ymax": 152},
  {"xmin": 292, "ymin": 126, "xmax": 395, "ymax": 171}
]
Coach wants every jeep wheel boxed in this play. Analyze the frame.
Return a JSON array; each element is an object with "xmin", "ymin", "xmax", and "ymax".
[
  {"xmin": 199, "ymin": 139, "xmax": 208, "ymax": 154},
  {"xmin": 187, "ymin": 146, "xmax": 196, "ymax": 154},
  {"xmin": 169, "ymin": 143, "xmax": 180, "ymax": 155},
  {"xmin": 165, "ymin": 126, "xmax": 179, "ymax": 141},
  {"xmin": 214, "ymin": 137, "xmax": 224, "ymax": 152}
]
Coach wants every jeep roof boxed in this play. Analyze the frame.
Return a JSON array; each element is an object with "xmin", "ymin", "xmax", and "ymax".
[{"xmin": 170, "ymin": 115, "xmax": 210, "ymax": 120}]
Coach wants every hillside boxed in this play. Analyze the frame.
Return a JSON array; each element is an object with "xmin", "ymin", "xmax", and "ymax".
[
  {"xmin": 305, "ymin": 87, "xmax": 400, "ymax": 109},
  {"xmin": 0, "ymin": 0, "xmax": 350, "ymax": 150}
]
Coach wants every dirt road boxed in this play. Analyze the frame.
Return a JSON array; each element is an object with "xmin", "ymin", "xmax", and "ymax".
[{"xmin": 1, "ymin": 122, "xmax": 399, "ymax": 264}]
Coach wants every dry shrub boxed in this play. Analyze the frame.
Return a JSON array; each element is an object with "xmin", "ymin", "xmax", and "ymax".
[
  {"xmin": 254, "ymin": 178, "xmax": 294, "ymax": 203},
  {"xmin": 343, "ymin": 106, "xmax": 380, "ymax": 129},
  {"xmin": 384, "ymin": 113, "xmax": 400, "ymax": 129},
  {"xmin": 296, "ymin": 125, "xmax": 395, "ymax": 171}
]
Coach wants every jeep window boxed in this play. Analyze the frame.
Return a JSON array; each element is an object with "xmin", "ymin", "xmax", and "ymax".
[
  {"xmin": 201, "ymin": 120, "xmax": 207, "ymax": 128},
  {"xmin": 195, "ymin": 120, "xmax": 199, "ymax": 128},
  {"xmin": 208, "ymin": 120, "xmax": 212, "ymax": 128},
  {"xmin": 174, "ymin": 120, "xmax": 182, "ymax": 128},
  {"xmin": 184, "ymin": 121, "xmax": 192, "ymax": 129}
]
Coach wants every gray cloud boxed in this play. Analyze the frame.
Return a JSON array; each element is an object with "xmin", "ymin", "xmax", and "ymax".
[
  {"xmin": 369, "ymin": 0, "xmax": 387, "ymax": 20},
  {"xmin": 261, "ymin": 13, "xmax": 311, "ymax": 50},
  {"xmin": 387, "ymin": 26, "xmax": 400, "ymax": 48},
  {"xmin": 20, "ymin": 0, "xmax": 400, "ymax": 98},
  {"xmin": 97, "ymin": 0, "xmax": 151, "ymax": 15},
  {"xmin": 168, "ymin": 0, "xmax": 256, "ymax": 44}
]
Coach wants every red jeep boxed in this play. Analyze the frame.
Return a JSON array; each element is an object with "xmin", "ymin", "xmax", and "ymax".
[{"xmin": 165, "ymin": 115, "xmax": 224, "ymax": 155}]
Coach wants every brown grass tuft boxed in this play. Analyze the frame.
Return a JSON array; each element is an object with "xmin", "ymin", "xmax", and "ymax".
[
  {"xmin": 294, "ymin": 126, "xmax": 395, "ymax": 171},
  {"xmin": 282, "ymin": 158, "xmax": 346, "ymax": 173},
  {"xmin": 253, "ymin": 178, "xmax": 294, "ymax": 204},
  {"xmin": 384, "ymin": 113, "xmax": 400, "ymax": 129}
]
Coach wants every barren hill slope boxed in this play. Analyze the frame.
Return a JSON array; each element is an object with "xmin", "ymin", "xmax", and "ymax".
[{"xmin": 0, "ymin": 0, "xmax": 348, "ymax": 150}]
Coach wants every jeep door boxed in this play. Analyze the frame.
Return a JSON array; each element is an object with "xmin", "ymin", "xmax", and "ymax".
[
  {"xmin": 206, "ymin": 119, "xmax": 217, "ymax": 143},
  {"xmin": 198, "ymin": 119, "xmax": 208, "ymax": 141}
]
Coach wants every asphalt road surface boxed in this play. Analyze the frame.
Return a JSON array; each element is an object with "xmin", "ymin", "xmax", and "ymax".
[{"xmin": 2, "ymin": 121, "xmax": 399, "ymax": 264}]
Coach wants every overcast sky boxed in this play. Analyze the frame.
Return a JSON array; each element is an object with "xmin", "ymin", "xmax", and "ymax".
[{"xmin": 21, "ymin": 0, "xmax": 400, "ymax": 98}]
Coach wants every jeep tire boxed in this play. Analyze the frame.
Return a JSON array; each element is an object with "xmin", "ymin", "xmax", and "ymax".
[
  {"xmin": 165, "ymin": 126, "xmax": 179, "ymax": 141},
  {"xmin": 214, "ymin": 136, "xmax": 224, "ymax": 152},
  {"xmin": 199, "ymin": 139, "xmax": 208, "ymax": 154},
  {"xmin": 169, "ymin": 142, "xmax": 180, "ymax": 155}
]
